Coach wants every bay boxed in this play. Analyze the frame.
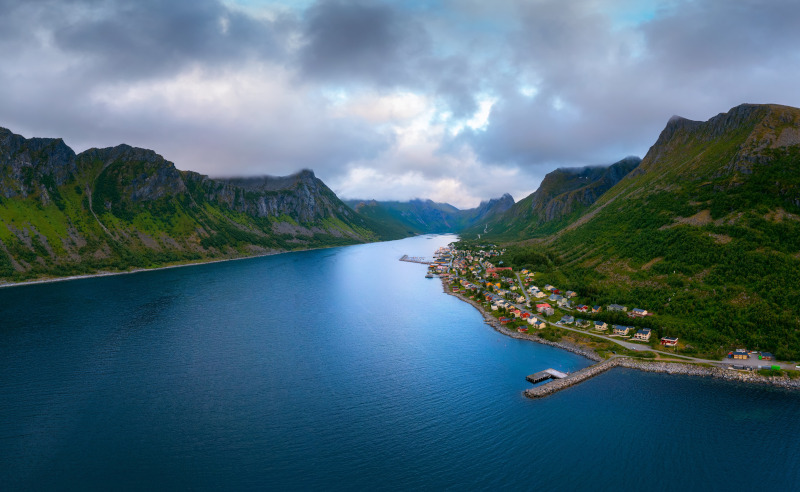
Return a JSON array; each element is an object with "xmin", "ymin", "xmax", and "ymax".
[{"xmin": 1, "ymin": 234, "xmax": 799, "ymax": 490}]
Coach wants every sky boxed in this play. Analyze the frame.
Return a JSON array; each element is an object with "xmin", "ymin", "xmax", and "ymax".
[{"xmin": 1, "ymin": 0, "xmax": 799, "ymax": 209}]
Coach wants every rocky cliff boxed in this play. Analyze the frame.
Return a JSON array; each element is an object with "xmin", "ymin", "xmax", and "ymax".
[{"xmin": 0, "ymin": 127, "xmax": 384, "ymax": 282}]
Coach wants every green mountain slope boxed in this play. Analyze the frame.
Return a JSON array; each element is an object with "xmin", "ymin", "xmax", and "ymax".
[
  {"xmin": 0, "ymin": 127, "xmax": 387, "ymax": 282},
  {"xmin": 464, "ymin": 156, "xmax": 641, "ymax": 239},
  {"xmin": 491, "ymin": 103, "xmax": 800, "ymax": 359},
  {"xmin": 345, "ymin": 194, "xmax": 515, "ymax": 234}
]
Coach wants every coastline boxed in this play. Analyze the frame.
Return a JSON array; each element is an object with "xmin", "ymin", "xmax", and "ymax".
[
  {"xmin": 441, "ymin": 278, "xmax": 800, "ymax": 393},
  {"xmin": 0, "ymin": 243, "xmax": 345, "ymax": 289}
]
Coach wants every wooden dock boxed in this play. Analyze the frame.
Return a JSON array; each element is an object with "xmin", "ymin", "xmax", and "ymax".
[
  {"xmin": 526, "ymin": 368, "xmax": 569, "ymax": 384},
  {"xmin": 525, "ymin": 358, "xmax": 621, "ymax": 398}
]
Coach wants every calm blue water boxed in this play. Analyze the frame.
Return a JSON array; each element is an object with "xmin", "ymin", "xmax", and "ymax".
[{"xmin": 1, "ymin": 234, "xmax": 799, "ymax": 491}]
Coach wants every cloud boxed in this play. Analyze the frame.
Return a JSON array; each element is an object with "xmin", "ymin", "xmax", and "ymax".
[{"xmin": 1, "ymin": 0, "xmax": 799, "ymax": 209}]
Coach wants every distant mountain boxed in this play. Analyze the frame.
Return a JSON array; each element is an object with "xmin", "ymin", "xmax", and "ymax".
[
  {"xmin": 0, "ymin": 127, "xmax": 390, "ymax": 282},
  {"xmin": 345, "ymin": 193, "xmax": 515, "ymax": 234},
  {"xmin": 465, "ymin": 157, "xmax": 641, "ymax": 239},
  {"xmin": 490, "ymin": 103, "xmax": 800, "ymax": 359}
]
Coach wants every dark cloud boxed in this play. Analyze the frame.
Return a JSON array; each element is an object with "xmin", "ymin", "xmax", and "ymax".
[
  {"xmin": 297, "ymin": 0, "xmax": 430, "ymax": 86},
  {"xmin": 49, "ymin": 0, "xmax": 289, "ymax": 80}
]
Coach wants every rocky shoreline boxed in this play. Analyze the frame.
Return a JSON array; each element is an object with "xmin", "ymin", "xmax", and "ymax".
[{"xmin": 442, "ymin": 279, "xmax": 800, "ymax": 393}]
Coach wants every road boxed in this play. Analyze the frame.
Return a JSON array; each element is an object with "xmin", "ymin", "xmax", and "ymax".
[{"xmin": 491, "ymin": 272, "xmax": 799, "ymax": 370}]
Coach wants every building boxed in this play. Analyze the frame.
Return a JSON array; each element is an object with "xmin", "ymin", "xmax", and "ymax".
[
  {"xmin": 608, "ymin": 304, "xmax": 628, "ymax": 312},
  {"xmin": 576, "ymin": 305, "xmax": 589, "ymax": 313},
  {"xmin": 613, "ymin": 325, "xmax": 630, "ymax": 336},
  {"xmin": 633, "ymin": 328, "xmax": 651, "ymax": 341},
  {"xmin": 592, "ymin": 306, "xmax": 602, "ymax": 313},
  {"xmin": 660, "ymin": 337, "xmax": 678, "ymax": 347},
  {"xmin": 535, "ymin": 303, "xmax": 552, "ymax": 313},
  {"xmin": 575, "ymin": 318, "xmax": 590, "ymax": 328},
  {"xmin": 559, "ymin": 315, "xmax": 575, "ymax": 324},
  {"xmin": 760, "ymin": 352, "xmax": 774, "ymax": 360},
  {"xmin": 541, "ymin": 307, "xmax": 555, "ymax": 317},
  {"xmin": 630, "ymin": 308, "xmax": 648, "ymax": 317},
  {"xmin": 733, "ymin": 349, "xmax": 749, "ymax": 360},
  {"xmin": 593, "ymin": 321, "xmax": 608, "ymax": 331},
  {"xmin": 549, "ymin": 294, "xmax": 563, "ymax": 302}
]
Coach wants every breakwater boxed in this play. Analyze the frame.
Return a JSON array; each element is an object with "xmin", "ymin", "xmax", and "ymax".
[{"xmin": 525, "ymin": 358, "xmax": 622, "ymax": 398}]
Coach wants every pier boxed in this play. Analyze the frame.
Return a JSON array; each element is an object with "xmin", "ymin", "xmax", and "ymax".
[
  {"xmin": 525, "ymin": 358, "xmax": 621, "ymax": 398},
  {"xmin": 400, "ymin": 254, "xmax": 434, "ymax": 265},
  {"xmin": 526, "ymin": 368, "xmax": 568, "ymax": 384}
]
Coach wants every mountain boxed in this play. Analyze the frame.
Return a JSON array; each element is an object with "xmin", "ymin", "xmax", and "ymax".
[
  {"xmin": 465, "ymin": 157, "xmax": 641, "ymax": 239},
  {"xmin": 489, "ymin": 103, "xmax": 800, "ymax": 359},
  {"xmin": 345, "ymin": 193, "xmax": 515, "ymax": 234},
  {"xmin": 0, "ymin": 127, "xmax": 387, "ymax": 282}
]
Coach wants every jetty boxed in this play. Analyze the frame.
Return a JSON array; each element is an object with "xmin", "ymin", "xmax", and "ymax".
[
  {"xmin": 526, "ymin": 368, "xmax": 568, "ymax": 384},
  {"xmin": 400, "ymin": 255, "xmax": 434, "ymax": 265},
  {"xmin": 525, "ymin": 358, "xmax": 621, "ymax": 398}
]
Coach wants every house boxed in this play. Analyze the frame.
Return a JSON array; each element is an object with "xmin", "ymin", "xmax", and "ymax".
[
  {"xmin": 557, "ymin": 298, "xmax": 572, "ymax": 309},
  {"xmin": 544, "ymin": 284, "xmax": 555, "ymax": 291},
  {"xmin": 491, "ymin": 305, "xmax": 499, "ymax": 311},
  {"xmin": 499, "ymin": 317, "xmax": 512, "ymax": 324},
  {"xmin": 530, "ymin": 319, "xmax": 547, "ymax": 329},
  {"xmin": 592, "ymin": 306, "xmax": 602, "ymax": 313},
  {"xmin": 552, "ymin": 289, "xmax": 561, "ymax": 295},
  {"xmin": 608, "ymin": 304, "xmax": 628, "ymax": 312},
  {"xmin": 760, "ymin": 352, "xmax": 774, "ymax": 360},
  {"xmin": 575, "ymin": 318, "xmax": 590, "ymax": 328},
  {"xmin": 660, "ymin": 337, "xmax": 679, "ymax": 347},
  {"xmin": 577, "ymin": 305, "xmax": 589, "ymax": 313},
  {"xmin": 565, "ymin": 291, "xmax": 577, "ymax": 298},
  {"xmin": 533, "ymin": 290, "xmax": 547, "ymax": 298},
  {"xmin": 733, "ymin": 349, "xmax": 749, "ymax": 360},
  {"xmin": 633, "ymin": 328, "xmax": 651, "ymax": 341},
  {"xmin": 516, "ymin": 296, "xmax": 526, "ymax": 304},
  {"xmin": 535, "ymin": 303, "xmax": 552, "ymax": 313},
  {"xmin": 559, "ymin": 315, "xmax": 575, "ymax": 324},
  {"xmin": 549, "ymin": 294, "xmax": 563, "ymax": 302},
  {"xmin": 630, "ymin": 308, "xmax": 648, "ymax": 317},
  {"xmin": 541, "ymin": 307, "xmax": 555, "ymax": 316},
  {"xmin": 613, "ymin": 325, "xmax": 630, "ymax": 336},
  {"xmin": 517, "ymin": 327, "xmax": 529, "ymax": 333},
  {"xmin": 593, "ymin": 321, "xmax": 608, "ymax": 331},
  {"xmin": 521, "ymin": 312, "xmax": 531, "ymax": 319}
]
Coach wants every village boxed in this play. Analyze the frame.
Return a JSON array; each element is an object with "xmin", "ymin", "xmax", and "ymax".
[{"xmin": 423, "ymin": 243, "xmax": 799, "ymax": 376}]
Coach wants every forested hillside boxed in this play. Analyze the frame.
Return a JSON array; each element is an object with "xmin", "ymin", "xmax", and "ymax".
[{"xmin": 481, "ymin": 104, "xmax": 800, "ymax": 359}]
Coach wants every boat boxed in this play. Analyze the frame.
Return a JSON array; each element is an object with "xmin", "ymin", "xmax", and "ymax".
[{"xmin": 425, "ymin": 273, "xmax": 434, "ymax": 278}]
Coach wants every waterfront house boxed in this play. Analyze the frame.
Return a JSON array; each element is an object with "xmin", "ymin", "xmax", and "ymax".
[
  {"xmin": 592, "ymin": 306, "xmax": 601, "ymax": 313},
  {"xmin": 593, "ymin": 321, "xmax": 608, "ymax": 331},
  {"xmin": 633, "ymin": 328, "xmax": 651, "ymax": 341},
  {"xmin": 577, "ymin": 305, "xmax": 589, "ymax": 313},
  {"xmin": 500, "ymin": 317, "xmax": 512, "ymax": 324},
  {"xmin": 613, "ymin": 325, "xmax": 630, "ymax": 336},
  {"xmin": 559, "ymin": 315, "xmax": 575, "ymax": 324},
  {"xmin": 660, "ymin": 337, "xmax": 679, "ymax": 347},
  {"xmin": 608, "ymin": 304, "xmax": 628, "ymax": 312}
]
